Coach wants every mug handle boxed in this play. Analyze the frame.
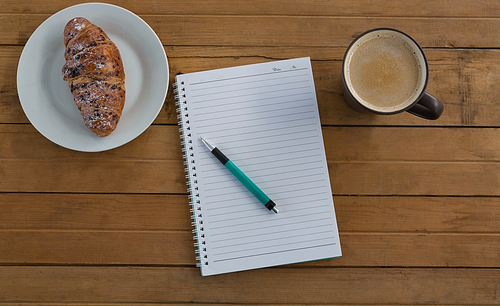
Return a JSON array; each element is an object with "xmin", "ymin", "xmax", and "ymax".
[{"xmin": 406, "ymin": 92, "xmax": 444, "ymax": 120}]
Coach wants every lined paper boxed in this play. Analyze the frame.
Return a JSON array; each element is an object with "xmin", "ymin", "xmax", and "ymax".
[{"xmin": 177, "ymin": 57, "xmax": 341, "ymax": 276}]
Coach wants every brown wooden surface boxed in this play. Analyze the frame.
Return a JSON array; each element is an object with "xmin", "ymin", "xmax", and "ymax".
[{"xmin": 1, "ymin": 0, "xmax": 500, "ymax": 305}]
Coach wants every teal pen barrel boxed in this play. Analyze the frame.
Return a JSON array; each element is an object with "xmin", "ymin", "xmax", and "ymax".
[
  {"xmin": 225, "ymin": 160, "xmax": 271, "ymax": 205},
  {"xmin": 202, "ymin": 138, "xmax": 278, "ymax": 213}
]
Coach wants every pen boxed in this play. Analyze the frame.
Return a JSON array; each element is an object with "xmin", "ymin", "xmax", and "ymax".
[{"xmin": 200, "ymin": 137, "xmax": 279, "ymax": 214}]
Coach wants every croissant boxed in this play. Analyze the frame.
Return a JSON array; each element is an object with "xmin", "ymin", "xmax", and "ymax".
[{"xmin": 62, "ymin": 17, "xmax": 125, "ymax": 137}]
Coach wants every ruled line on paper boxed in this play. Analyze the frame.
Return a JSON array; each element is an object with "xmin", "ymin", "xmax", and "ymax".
[
  {"xmin": 194, "ymin": 110, "xmax": 316, "ymax": 130},
  {"xmin": 212, "ymin": 243, "xmax": 338, "ymax": 263},
  {"xmin": 190, "ymin": 72, "xmax": 310, "ymax": 91},
  {"xmin": 192, "ymin": 98, "xmax": 314, "ymax": 115},
  {"xmin": 202, "ymin": 166, "xmax": 325, "ymax": 186},
  {"xmin": 210, "ymin": 223, "xmax": 333, "ymax": 243},
  {"xmin": 191, "ymin": 94, "xmax": 314, "ymax": 113},
  {"xmin": 195, "ymin": 119, "xmax": 319, "ymax": 140},
  {"xmin": 200, "ymin": 172, "xmax": 326, "ymax": 192},
  {"xmin": 196, "ymin": 109, "xmax": 317, "ymax": 125},
  {"xmin": 211, "ymin": 230, "xmax": 336, "ymax": 257},
  {"xmin": 207, "ymin": 209, "xmax": 334, "ymax": 234},
  {"xmin": 212, "ymin": 126, "xmax": 318, "ymax": 145},
  {"xmin": 208, "ymin": 210, "xmax": 333, "ymax": 231},
  {"xmin": 204, "ymin": 180, "xmax": 328, "ymax": 199},
  {"xmin": 211, "ymin": 140, "xmax": 320, "ymax": 158},
  {"xmin": 189, "ymin": 86, "xmax": 313, "ymax": 106},
  {"xmin": 213, "ymin": 236, "xmax": 335, "ymax": 256},
  {"xmin": 191, "ymin": 95, "xmax": 313, "ymax": 113},
  {"xmin": 192, "ymin": 123, "xmax": 317, "ymax": 141},
  {"xmin": 206, "ymin": 200, "xmax": 331, "ymax": 219},
  {"xmin": 189, "ymin": 67, "xmax": 309, "ymax": 86},
  {"xmin": 193, "ymin": 104, "xmax": 315, "ymax": 124},
  {"xmin": 203, "ymin": 184, "xmax": 329, "ymax": 205},
  {"xmin": 204, "ymin": 192, "xmax": 329, "ymax": 213},
  {"xmin": 209, "ymin": 216, "xmax": 335, "ymax": 238},
  {"xmin": 191, "ymin": 79, "xmax": 310, "ymax": 97},
  {"xmin": 201, "ymin": 166, "xmax": 326, "ymax": 184},
  {"xmin": 199, "ymin": 152, "xmax": 324, "ymax": 172},
  {"xmin": 212, "ymin": 230, "xmax": 334, "ymax": 251}
]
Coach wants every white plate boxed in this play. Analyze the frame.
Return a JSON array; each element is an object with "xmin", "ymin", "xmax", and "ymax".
[{"xmin": 17, "ymin": 3, "xmax": 169, "ymax": 152}]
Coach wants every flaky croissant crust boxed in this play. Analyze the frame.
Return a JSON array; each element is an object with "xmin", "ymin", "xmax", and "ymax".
[{"xmin": 62, "ymin": 17, "xmax": 125, "ymax": 137}]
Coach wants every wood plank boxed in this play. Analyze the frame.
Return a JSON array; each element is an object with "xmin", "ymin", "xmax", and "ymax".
[
  {"xmin": 1, "ymin": 230, "xmax": 499, "ymax": 267},
  {"xmin": 2, "ymin": 14, "xmax": 499, "ymax": 48},
  {"xmin": 0, "ymin": 124, "xmax": 183, "ymax": 160},
  {"xmin": 0, "ymin": 125, "xmax": 185, "ymax": 193},
  {"xmin": 335, "ymin": 196, "xmax": 500, "ymax": 233},
  {"xmin": 0, "ymin": 304, "xmax": 491, "ymax": 306},
  {"xmin": 3, "ymin": 193, "xmax": 500, "ymax": 233},
  {"xmin": 0, "ymin": 159, "xmax": 185, "ymax": 193},
  {"xmin": 0, "ymin": 304, "xmax": 487, "ymax": 306},
  {"xmin": 0, "ymin": 267, "xmax": 498, "ymax": 304},
  {"xmin": 0, "ymin": 304, "xmax": 362, "ymax": 306},
  {"xmin": 152, "ymin": 15, "xmax": 500, "ymax": 49},
  {"xmin": 0, "ymin": 123, "xmax": 184, "ymax": 193},
  {"xmin": 0, "ymin": 304, "xmax": 405, "ymax": 306},
  {"xmin": 2, "ymin": 0, "xmax": 500, "ymax": 17},
  {"xmin": 0, "ymin": 230, "xmax": 195, "ymax": 266},
  {"xmin": 326, "ymin": 127, "xmax": 500, "ymax": 162},
  {"xmin": 5, "ymin": 304, "xmax": 446, "ymax": 306},
  {"xmin": 5, "ymin": 125, "xmax": 500, "ymax": 162},
  {"xmin": 6, "ymin": 46, "xmax": 500, "ymax": 127},
  {"xmin": 0, "ymin": 47, "xmax": 25, "ymax": 123},
  {"xmin": 336, "ymin": 233, "xmax": 500, "ymax": 268},
  {"xmin": 331, "ymin": 162, "xmax": 500, "ymax": 196},
  {"xmin": 0, "ymin": 194, "xmax": 191, "ymax": 231},
  {"xmin": 3, "ymin": 125, "xmax": 500, "ymax": 195}
]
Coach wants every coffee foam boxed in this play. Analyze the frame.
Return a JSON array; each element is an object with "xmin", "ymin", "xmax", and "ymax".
[{"xmin": 345, "ymin": 31, "xmax": 427, "ymax": 113}]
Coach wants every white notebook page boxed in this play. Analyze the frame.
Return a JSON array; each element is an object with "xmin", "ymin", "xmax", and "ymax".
[{"xmin": 177, "ymin": 57, "xmax": 341, "ymax": 276}]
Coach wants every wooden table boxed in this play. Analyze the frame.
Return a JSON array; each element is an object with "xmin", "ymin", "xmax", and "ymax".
[{"xmin": 2, "ymin": 0, "xmax": 500, "ymax": 304}]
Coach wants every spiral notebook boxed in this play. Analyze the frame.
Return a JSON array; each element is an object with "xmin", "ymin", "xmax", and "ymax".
[{"xmin": 175, "ymin": 57, "xmax": 341, "ymax": 276}]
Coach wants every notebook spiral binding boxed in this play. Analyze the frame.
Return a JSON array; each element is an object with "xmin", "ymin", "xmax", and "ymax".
[{"xmin": 174, "ymin": 80, "xmax": 208, "ymax": 268}]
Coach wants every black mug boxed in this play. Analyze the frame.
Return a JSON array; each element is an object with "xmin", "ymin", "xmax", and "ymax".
[{"xmin": 342, "ymin": 28, "xmax": 443, "ymax": 120}]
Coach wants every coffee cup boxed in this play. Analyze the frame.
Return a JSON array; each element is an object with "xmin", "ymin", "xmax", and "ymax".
[{"xmin": 342, "ymin": 28, "xmax": 443, "ymax": 120}]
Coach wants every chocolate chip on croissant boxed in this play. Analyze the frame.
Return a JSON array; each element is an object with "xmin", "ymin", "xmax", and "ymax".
[{"xmin": 62, "ymin": 17, "xmax": 125, "ymax": 137}]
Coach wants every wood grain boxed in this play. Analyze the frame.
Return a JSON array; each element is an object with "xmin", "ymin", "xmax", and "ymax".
[
  {"xmin": 2, "ymin": 125, "xmax": 500, "ymax": 195},
  {"xmin": 2, "ymin": 193, "xmax": 500, "ymax": 268},
  {"xmin": 1, "ymin": 14, "xmax": 499, "ymax": 47},
  {"xmin": 0, "ymin": 159, "xmax": 185, "ymax": 193},
  {"xmin": 1, "ymin": 267, "xmax": 499, "ymax": 304},
  {"xmin": 1, "ymin": 230, "xmax": 499, "ymax": 267},
  {"xmin": 3, "ymin": 194, "xmax": 500, "ymax": 233},
  {"xmin": 1, "ymin": 0, "xmax": 500, "ymax": 17},
  {"xmin": 0, "ymin": 193, "xmax": 192, "ymax": 231},
  {"xmin": 2, "ymin": 0, "xmax": 499, "ymax": 304},
  {"xmin": 5, "ymin": 46, "xmax": 500, "ymax": 126},
  {"xmin": 335, "ymin": 196, "xmax": 500, "ymax": 233}
]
